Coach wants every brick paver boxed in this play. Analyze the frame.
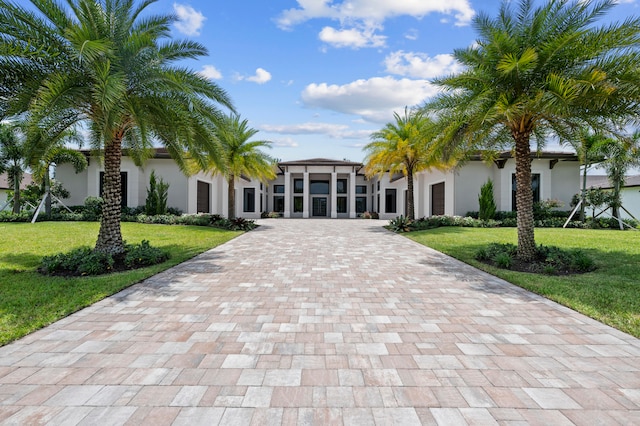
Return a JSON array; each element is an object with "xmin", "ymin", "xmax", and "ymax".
[{"xmin": 1, "ymin": 219, "xmax": 639, "ymax": 425}]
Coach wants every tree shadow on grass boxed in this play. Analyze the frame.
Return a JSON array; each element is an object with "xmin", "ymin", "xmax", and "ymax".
[{"xmin": 0, "ymin": 252, "xmax": 44, "ymax": 271}]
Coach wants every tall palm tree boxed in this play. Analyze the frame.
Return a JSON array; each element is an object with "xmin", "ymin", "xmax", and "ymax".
[
  {"xmin": 0, "ymin": 123, "xmax": 27, "ymax": 214},
  {"xmin": 364, "ymin": 108, "xmax": 449, "ymax": 220},
  {"xmin": 424, "ymin": 0, "xmax": 640, "ymax": 261},
  {"xmin": 211, "ymin": 114, "xmax": 275, "ymax": 219},
  {"xmin": 0, "ymin": 0, "xmax": 233, "ymax": 254}
]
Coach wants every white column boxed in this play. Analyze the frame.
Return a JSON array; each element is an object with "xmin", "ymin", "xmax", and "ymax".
[
  {"xmin": 303, "ymin": 172, "xmax": 310, "ymax": 218},
  {"xmin": 349, "ymin": 171, "xmax": 357, "ymax": 218},
  {"xmin": 284, "ymin": 171, "xmax": 291, "ymax": 218},
  {"xmin": 331, "ymin": 172, "xmax": 338, "ymax": 218}
]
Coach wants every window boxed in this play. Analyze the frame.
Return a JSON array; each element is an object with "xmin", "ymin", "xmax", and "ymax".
[
  {"xmin": 100, "ymin": 172, "xmax": 128, "ymax": 208},
  {"xmin": 243, "ymin": 188, "xmax": 255, "ymax": 212},
  {"xmin": 273, "ymin": 196, "xmax": 284, "ymax": 213},
  {"xmin": 356, "ymin": 196, "xmax": 366, "ymax": 213},
  {"xmin": 274, "ymin": 185, "xmax": 284, "ymax": 194},
  {"xmin": 512, "ymin": 173, "xmax": 540, "ymax": 211},
  {"xmin": 377, "ymin": 181, "xmax": 380, "ymax": 190},
  {"xmin": 294, "ymin": 179, "xmax": 304, "ymax": 193},
  {"xmin": 337, "ymin": 179, "xmax": 347, "ymax": 194},
  {"xmin": 294, "ymin": 196, "xmax": 303, "ymax": 212},
  {"xmin": 356, "ymin": 185, "xmax": 367, "ymax": 194},
  {"xmin": 310, "ymin": 180, "xmax": 329, "ymax": 194},
  {"xmin": 376, "ymin": 194, "xmax": 380, "ymax": 213},
  {"xmin": 337, "ymin": 197, "xmax": 347, "ymax": 213},
  {"xmin": 385, "ymin": 189, "xmax": 396, "ymax": 213}
]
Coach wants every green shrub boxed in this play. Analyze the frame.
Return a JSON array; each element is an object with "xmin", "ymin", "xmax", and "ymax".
[
  {"xmin": 41, "ymin": 247, "xmax": 114, "ymax": 276},
  {"xmin": 40, "ymin": 241, "xmax": 170, "ymax": 276},
  {"xmin": 493, "ymin": 252, "xmax": 513, "ymax": 269},
  {"xmin": 144, "ymin": 170, "xmax": 170, "ymax": 215},
  {"xmin": 82, "ymin": 196, "xmax": 103, "ymax": 221},
  {"xmin": 388, "ymin": 215, "xmax": 413, "ymax": 232},
  {"xmin": 475, "ymin": 243, "xmax": 595, "ymax": 274},
  {"xmin": 124, "ymin": 240, "xmax": 170, "ymax": 268},
  {"xmin": 478, "ymin": 179, "xmax": 497, "ymax": 221}
]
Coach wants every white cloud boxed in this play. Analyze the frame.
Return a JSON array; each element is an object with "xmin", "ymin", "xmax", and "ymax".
[
  {"xmin": 271, "ymin": 137, "xmax": 299, "ymax": 148},
  {"xmin": 276, "ymin": 0, "xmax": 475, "ymax": 29},
  {"xmin": 239, "ymin": 68, "xmax": 272, "ymax": 84},
  {"xmin": 319, "ymin": 25, "xmax": 386, "ymax": 49},
  {"xmin": 384, "ymin": 51, "xmax": 462, "ymax": 79},
  {"xmin": 260, "ymin": 123, "xmax": 374, "ymax": 139},
  {"xmin": 198, "ymin": 65, "xmax": 223, "ymax": 80},
  {"xmin": 404, "ymin": 29, "xmax": 419, "ymax": 40},
  {"xmin": 173, "ymin": 3, "xmax": 206, "ymax": 36},
  {"xmin": 301, "ymin": 76, "xmax": 439, "ymax": 123}
]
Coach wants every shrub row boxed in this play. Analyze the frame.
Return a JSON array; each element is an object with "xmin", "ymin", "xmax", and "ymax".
[
  {"xmin": 0, "ymin": 199, "xmax": 256, "ymax": 231},
  {"xmin": 387, "ymin": 214, "xmax": 639, "ymax": 233}
]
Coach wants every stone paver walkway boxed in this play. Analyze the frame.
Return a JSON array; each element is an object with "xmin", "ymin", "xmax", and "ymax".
[{"xmin": 1, "ymin": 219, "xmax": 639, "ymax": 425}]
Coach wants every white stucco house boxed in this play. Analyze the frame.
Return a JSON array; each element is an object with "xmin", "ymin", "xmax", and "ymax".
[
  {"xmin": 586, "ymin": 175, "xmax": 640, "ymax": 220},
  {"xmin": 55, "ymin": 149, "xmax": 580, "ymax": 219},
  {"xmin": 0, "ymin": 172, "xmax": 33, "ymax": 209}
]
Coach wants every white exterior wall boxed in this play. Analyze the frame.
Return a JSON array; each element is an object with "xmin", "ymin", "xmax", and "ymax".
[
  {"xmin": 620, "ymin": 187, "xmax": 640, "ymax": 220},
  {"xmin": 452, "ymin": 163, "xmax": 493, "ymax": 216},
  {"xmin": 375, "ymin": 174, "xmax": 407, "ymax": 220},
  {"xmin": 549, "ymin": 161, "xmax": 580, "ymax": 210}
]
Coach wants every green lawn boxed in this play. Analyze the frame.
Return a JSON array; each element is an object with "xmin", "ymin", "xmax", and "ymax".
[
  {"xmin": 0, "ymin": 222, "xmax": 240, "ymax": 346},
  {"xmin": 407, "ymin": 227, "xmax": 640, "ymax": 338}
]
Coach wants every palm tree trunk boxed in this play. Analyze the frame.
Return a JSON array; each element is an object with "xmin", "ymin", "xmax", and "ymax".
[
  {"xmin": 12, "ymin": 174, "xmax": 20, "ymax": 214},
  {"xmin": 406, "ymin": 168, "xmax": 415, "ymax": 220},
  {"xmin": 514, "ymin": 131, "xmax": 536, "ymax": 262},
  {"xmin": 227, "ymin": 175, "xmax": 235, "ymax": 219},
  {"xmin": 45, "ymin": 168, "xmax": 52, "ymax": 218},
  {"xmin": 95, "ymin": 135, "xmax": 125, "ymax": 255},
  {"xmin": 580, "ymin": 163, "xmax": 587, "ymax": 222}
]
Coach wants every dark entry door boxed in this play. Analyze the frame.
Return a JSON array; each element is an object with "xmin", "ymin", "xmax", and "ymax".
[
  {"xmin": 431, "ymin": 182, "xmax": 445, "ymax": 216},
  {"xmin": 197, "ymin": 181, "xmax": 210, "ymax": 213},
  {"xmin": 312, "ymin": 197, "xmax": 327, "ymax": 216}
]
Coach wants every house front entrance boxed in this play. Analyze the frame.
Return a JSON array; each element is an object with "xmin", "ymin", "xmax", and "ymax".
[{"xmin": 312, "ymin": 197, "xmax": 327, "ymax": 217}]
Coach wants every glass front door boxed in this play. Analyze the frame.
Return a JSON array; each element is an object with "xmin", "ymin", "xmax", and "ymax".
[{"xmin": 312, "ymin": 197, "xmax": 327, "ymax": 217}]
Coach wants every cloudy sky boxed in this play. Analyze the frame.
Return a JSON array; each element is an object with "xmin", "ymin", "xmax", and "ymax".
[{"xmin": 151, "ymin": 0, "xmax": 637, "ymax": 162}]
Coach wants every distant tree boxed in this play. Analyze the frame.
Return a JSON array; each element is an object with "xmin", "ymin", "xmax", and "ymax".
[
  {"xmin": 562, "ymin": 129, "xmax": 610, "ymax": 222},
  {"xmin": 364, "ymin": 108, "xmax": 451, "ymax": 220},
  {"xmin": 424, "ymin": 0, "xmax": 640, "ymax": 260},
  {"xmin": 211, "ymin": 114, "xmax": 276, "ymax": 219},
  {"xmin": 0, "ymin": 123, "xmax": 27, "ymax": 213},
  {"xmin": 597, "ymin": 133, "xmax": 640, "ymax": 222},
  {"xmin": 28, "ymin": 128, "xmax": 87, "ymax": 217}
]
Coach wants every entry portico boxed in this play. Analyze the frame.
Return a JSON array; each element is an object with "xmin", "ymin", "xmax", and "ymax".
[{"xmin": 267, "ymin": 158, "xmax": 368, "ymax": 219}]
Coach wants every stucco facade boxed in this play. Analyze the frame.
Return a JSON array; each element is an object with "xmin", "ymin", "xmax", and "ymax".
[{"xmin": 55, "ymin": 150, "xmax": 580, "ymax": 219}]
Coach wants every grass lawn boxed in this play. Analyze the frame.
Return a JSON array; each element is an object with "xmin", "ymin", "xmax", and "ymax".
[
  {"xmin": 0, "ymin": 222, "xmax": 240, "ymax": 346},
  {"xmin": 406, "ymin": 227, "xmax": 640, "ymax": 338}
]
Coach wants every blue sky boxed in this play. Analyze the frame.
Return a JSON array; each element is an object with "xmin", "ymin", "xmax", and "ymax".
[{"xmin": 78, "ymin": 1, "xmax": 640, "ymax": 162}]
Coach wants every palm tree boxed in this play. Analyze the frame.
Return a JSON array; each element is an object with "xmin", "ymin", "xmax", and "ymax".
[
  {"xmin": 597, "ymin": 133, "xmax": 640, "ymax": 223},
  {"xmin": 0, "ymin": 123, "xmax": 27, "ymax": 214},
  {"xmin": 0, "ymin": 0, "xmax": 233, "ymax": 254},
  {"xmin": 364, "ymin": 108, "xmax": 449, "ymax": 220},
  {"xmin": 29, "ymin": 129, "xmax": 88, "ymax": 217},
  {"xmin": 562, "ymin": 129, "xmax": 609, "ymax": 222},
  {"xmin": 211, "ymin": 114, "xmax": 275, "ymax": 219},
  {"xmin": 424, "ymin": 0, "xmax": 640, "ymax": 261}
]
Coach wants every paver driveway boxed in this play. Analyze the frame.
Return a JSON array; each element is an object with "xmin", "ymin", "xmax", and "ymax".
[{"xmin": 1, "ymin": 219, "xmax": 639, "ymax": 425}]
